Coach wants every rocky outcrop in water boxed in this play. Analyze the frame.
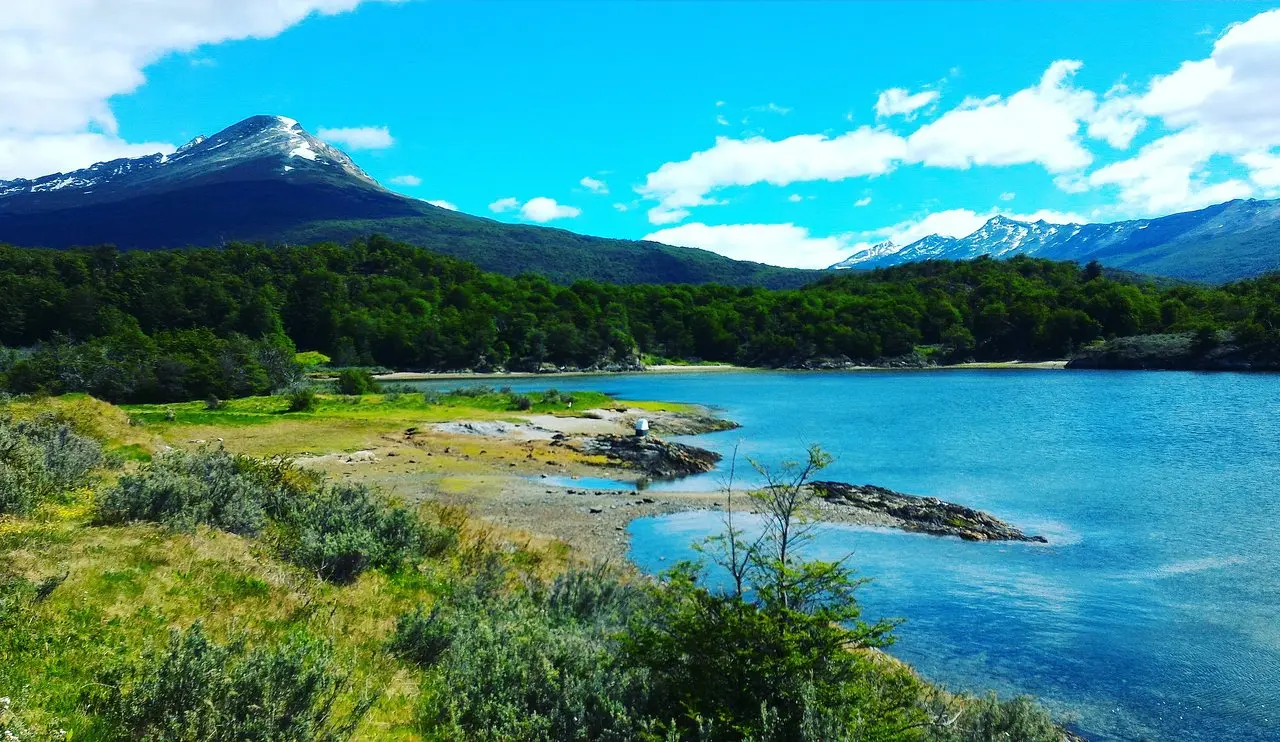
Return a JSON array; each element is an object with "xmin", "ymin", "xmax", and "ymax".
[
  {"xmin": 571, "ymin": 435, "xmax": 721, "ymax": 479},
  {"xmin": 810, "ymin": 481, "xmax": 1046, "ymax": 542}
]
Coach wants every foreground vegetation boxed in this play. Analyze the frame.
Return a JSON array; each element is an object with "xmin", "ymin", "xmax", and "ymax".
[
  {"xmin": 2, "ymin": 237, "xmax": 1278, "ymax": 403},
  {"xmin": 1, "ymin": 394, "xmax": 1073, "ymax": 741}
]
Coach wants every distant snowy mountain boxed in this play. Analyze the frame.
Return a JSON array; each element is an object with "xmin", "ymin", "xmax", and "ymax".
[
  {"xmin": 828, "ymin": 240, "xmax": 899, "ymax": 269},
  {"xmin": 0, "ymin": 115, "xmax": 813, "ymax": 288},
  {"xmin": 829, "ymin": 199, "xmax": 1280, "ymax": 282},
  {"xmin": 0, "ymin": 115, "xmax": 379, "ymax": 215}
]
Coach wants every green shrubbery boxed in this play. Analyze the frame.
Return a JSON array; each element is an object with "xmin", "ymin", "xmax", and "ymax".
[
  {"xmin": 283, "ymin": 382, "xmax": 318, "ymax": 412},
  {"xmin": 98, "ymin": 621, "xmax": 374, "ymax": 742},
  {"xmin": 0, "ymin": 412, "xmax": 103, "ymax": 515},
  {"xmin": 273, "ymin": 482, "xmax": 439, "ymax": 583},
  {"xmin": 97, "ymin": 447, "xmax": 441, "ymax": 584},
  {"xmin": 334, "ymin": 369, "xmax": 379, "ymax": 396}
]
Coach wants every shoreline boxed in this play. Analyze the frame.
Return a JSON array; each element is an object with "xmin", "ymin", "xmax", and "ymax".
[{"xmin": 376, "ymin": 359, "xmax": 1067, "ymax": 382}]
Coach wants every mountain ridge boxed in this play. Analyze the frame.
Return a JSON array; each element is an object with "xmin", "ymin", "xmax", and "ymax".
[
  {"xmin": 0, "ymin": 115, "xmax": 816, "ymax": 288},
  {"xmin": 831, "ymin": 198, "xmax": 1280, "ymax": 282}
]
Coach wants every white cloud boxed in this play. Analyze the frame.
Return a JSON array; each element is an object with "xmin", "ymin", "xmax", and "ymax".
[
  {"xmin": 1241, "ymin": 151, "xmax": 1280, "ymax": 188},
  {"xmin": 613, "ymin": 203, "xmax": 630, "ymax": 212},
  {"xmin": 750, "ymin": 102, "xmax": 792, "ymax": 115},
  {"xmin": 638, "ymin": 128, "xmax": 907, "ymax": 223},
  {"xmin": 579, "ymin": 176, "xmax": 608, "ymax": 194},
  {"xmin": 316, "ymin": 126, "xmax": 394, "ymax": 151},
  {"xmin": 787, "ymin": 194, "xmax": 803, "ymax": 203},
  {"xmin": 0, "ymin": 0, "xmax": 401, "ymax": 179},
  {"xmin": 874, "ymin": 87, "xmax": 938, "ymax": 119},
  {"xmin": 638, "ymin": 61, "xmax": 1109, "ymax": 225},
  {"xmin": 647, "ymin": 206, "xmax": 690, "ymax": 225},
  {"xmin": 519, "ymin": 197, "xmax": 581, "ymax": 222},
  {"xmin": 715, "ymin": 115, "xmax": 730, "ymax": 126},
  {"xmin": 389, "ymin": 174, "xmax": 422, "ymax": 186},
  {"xmin": 855, "ymin": 196, "xmax": 872, "ymax": 207},
  {"xmin": 644, "ymin": 223, "xmax": 854, "ymax": 269},
  {"xmin": 999, "ymin": 191, "xmax": 1016, "ymax": 201},
  {"xmin": 426, "ymin": 199, "xmax": 457, "ymax": 211},
  {"xmin": 1078, "ymin": 9, "xmax": 1280, "ymax": 214},
  {"xmin": 905, "ymin": 60, "xmax": 1096, "ymax": 173},
  {"xmin": 489, "ymin": 197, "xmax": 520, "ymax": 213},
  {"xmin": 1087, "ymin": 129, "xmax": 1253, "ymax": 214}
]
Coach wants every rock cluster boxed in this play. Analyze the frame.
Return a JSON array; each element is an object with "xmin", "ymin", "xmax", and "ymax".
[
  {"xmin": 810, "ymin": 481, "xmax": 1046, "ymax": 543},
  {"xmin": 572, "ymin": 435, "xmax": 721, "ymax": 479}
]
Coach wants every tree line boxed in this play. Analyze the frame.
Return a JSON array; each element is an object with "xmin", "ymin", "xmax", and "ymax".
[{"xmin": 1, "ymin": 235, "xmax": 1277, "ymax": 402}]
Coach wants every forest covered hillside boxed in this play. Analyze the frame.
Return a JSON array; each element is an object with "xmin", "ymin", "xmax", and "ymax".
[{"xmin": 2, "ymin": 236, "xmax": 1277, "ymax": 403}]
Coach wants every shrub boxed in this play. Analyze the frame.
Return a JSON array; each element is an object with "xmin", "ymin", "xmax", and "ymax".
[
  {"xmin": 100, "ymin": 621, "xmax": 374, "ymax": 742},
  {"xmin": 509, "ymin": 394, "xmax": 533, "ymax": 411},
  {"xmin": 204, "ymin": 395, "xmax": 224, "ymax": 411},
  {"xmin": 97, "ymin": 448, "xmax": 276, "ymax": 535},
  {"xmin": 388, "ymin": 604, "xmax": 454, "ymax": 667},
  {"xmin": 410, "ymin": 578, "xmax": 654, "ymax": 741},
  {"xmin": 0, "ymin": 412, "xmax": 103, "ymax": 515},
  {"xmin": 275, "ymin": 482, "xmax": 433, "ymax": 583},
  {"xmin": 284, "ymin": 383, "xmax": 318, "ymax": 412},
  {"xmin": 335, "ymin": 369, "xmax": 379, "ymax": 396},
  {"xmin": 926, "ymin": 693, "xmax": 1065, "ymax": 742}
]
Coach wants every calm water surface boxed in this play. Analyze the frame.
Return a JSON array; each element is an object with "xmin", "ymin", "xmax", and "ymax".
[{"xmin": 414, "ymin": 370, "xmax": 1280, "ymax": 741}]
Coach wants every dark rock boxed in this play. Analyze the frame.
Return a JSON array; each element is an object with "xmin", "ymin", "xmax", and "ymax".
[
  {"xmin": 574, "ymin": 435, "xmax": 720, "ymax": 479},
  {"xmin": 810, "ymin": 481, "xmax": 1047, "ymax": 543}
]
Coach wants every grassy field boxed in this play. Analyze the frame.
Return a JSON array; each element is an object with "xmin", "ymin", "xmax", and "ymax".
[
  {"xmin": 1, "ymin": 394, "xmax": 580, "ymax": 740},
  {"xmin": 121, "ymin": 387, "xmax": 691, "ymax": 459}
]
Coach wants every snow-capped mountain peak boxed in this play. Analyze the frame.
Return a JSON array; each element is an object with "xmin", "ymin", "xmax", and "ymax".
[
  {"xmin": 830, "ymin": 240, "xmax": 899, "ymax": 269},
  {"xmin": 0, "ymin": 115, "xmax": 380, "ymax": 212}
]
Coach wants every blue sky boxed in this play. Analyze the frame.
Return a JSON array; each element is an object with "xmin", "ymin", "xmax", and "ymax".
[{"xmin": 4, "ymin": 1, "xmax": 1280, "ymax": 267}]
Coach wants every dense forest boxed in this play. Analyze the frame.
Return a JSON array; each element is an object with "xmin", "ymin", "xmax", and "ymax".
[{"xmin": 1, "ymin": 235, "xmax": 1278, "ymax": 402}]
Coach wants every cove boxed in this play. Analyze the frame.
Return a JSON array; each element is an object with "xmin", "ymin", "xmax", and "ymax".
[{"xmin": 414, "ymin": 369, "xmax": 1280, "ymax": 741}]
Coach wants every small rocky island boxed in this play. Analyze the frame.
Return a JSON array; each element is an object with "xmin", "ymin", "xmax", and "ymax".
[
  {"xmin": 567, "ymin": 434, "xmax": 722, "ymax": 479},
  {"xmin": 810, "ymin": 481, "xmax": 1047, "ymax": 543}
]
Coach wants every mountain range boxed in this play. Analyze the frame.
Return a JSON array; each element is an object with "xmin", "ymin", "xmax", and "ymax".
[
  {"xmin": 0, "ymin": 115, "xmax": 814, "ymax": 288},
  {"xmin": 830, "ymin": 201, "xmax": 1280, "ymax": 283},
  {"xmin": 1, "ymin": 114, "xmax": 1276, "ymax": 286}
]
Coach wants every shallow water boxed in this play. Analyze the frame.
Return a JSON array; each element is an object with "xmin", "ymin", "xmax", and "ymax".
[{"xmin": 413, "ymin": 370, "xmax": 1280, "ymax": 741}]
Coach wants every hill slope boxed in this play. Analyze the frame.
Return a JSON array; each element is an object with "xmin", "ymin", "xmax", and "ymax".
[
  {"xmin": 832, "ymin": 199, "xmax": 1280, "ymax": 283},
  {"xmin": 0, "ymin": 115, "xmax": 815, "ymax": 288}
]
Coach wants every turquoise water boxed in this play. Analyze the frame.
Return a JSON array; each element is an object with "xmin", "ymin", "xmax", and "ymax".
[{"xmin": 414, "ymin": 370, "xmax": 1280, "ymax": 741}]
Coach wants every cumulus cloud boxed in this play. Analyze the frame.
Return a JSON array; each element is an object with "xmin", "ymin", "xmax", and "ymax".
[
  {"xmin": 579, "ymin": 176, "xmax": 608, "ymax": 194},
  {"xmin": 638, "ymin": 128, "xmax": 907, "ymax": 223},
  {"xmin": 855, "ymin": 196, "xmax": 872, "ymax": 207},
  {"xmin": 874, "ymin": 87, "xmax": 938, "ymax": 119},
  {"xmin": 644, "ymin": 223, "xmax": 855, "ymax": 269},
  {"xmin": 905, "ymin": 60, "xmax": 1096, "ymax": 173},
  {"xmin": 426, "ymin": 199, "xmax": 457, "ymax": 211},
  {"xmin": 389, "ymin": 174, "xmax": 422, "ymax": 186},
  {"xmin": 489, "ymin": 196, "xmax": 581, "ymax": 221},
  {"xmin": 1080, "ymin": 9, "xmax": 1280, "ymax": 214},
  {"xmin": 999, "ymin": 191, "xmax": 1016, "ymax": 201},
  {"xmin": 316, "ymin": 126, "xmax": 395, "ymax": 151},
  {"xmin": 637, "ymin": 60, "xmax": 1107, "ymax": 225},
  {"xmin": 0, "ymin": 0, "xmax": 401, "ymax": 179},
  {"xmin": 520, "ymin": 197, "xmax": 581, "ymax": 222}
]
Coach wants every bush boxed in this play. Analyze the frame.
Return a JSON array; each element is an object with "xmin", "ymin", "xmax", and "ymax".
[
  {"xmin": 204, "ymin": 395, "xmax": 224, "ymax": 411},
  {"xmin": 0, "ymin": 412, "xmax": 103, "ymax": 515},
  {"xmin": 509, "ymin": 394, "xmax": 533, "ymax": 411},
  {"xmin": 275, "ymin": 482, "xmax": 434, "ymax": 583},
  {"xmin": 928, "ymin": 693, "xmax": 1065, "ymax": 742},
  {"xmin": 334, "ymin": 369, "xmax": 378, "ymax": 396},
  {"xmin": 281, "ymin": 382, "xmax": 318, "ymax": 412},
  {"xmin": 407, "ymin": 570, "xmax": 654, "ymax": 740},
  {"xmin": 97, "ymin": 447, "xmax": 277, "ymax": 535},
  {"xmin": 388, "ymin": 604, "xmax": 454, "ymax": 667},
  {"xmin": 100, "ymin": 621, "xmax": 374, "ymax": 742}
]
